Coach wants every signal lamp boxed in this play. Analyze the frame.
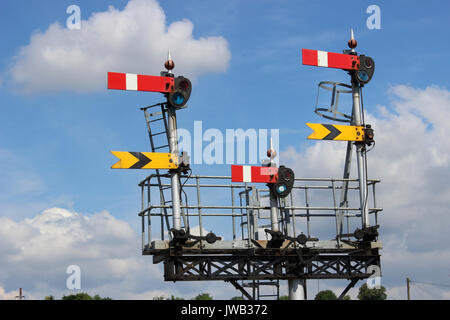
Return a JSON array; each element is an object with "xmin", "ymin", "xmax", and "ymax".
[
  {"xmin": 356, "ymin": 55, "xmax": 375, "ymax": 86},
  {"xmin": 364, "ymin": 124, "xmax": 375, "ymax": 146},
  {"xmin": 271, "ymin": 166, "xmax": 295, "ymax": 198},
  {"xmin": 168, "ymin": 76, "xmax": 192, "ymax": 109},
  {"xmin": 276, "ymin": 184, "xmax": 287, "ymax": 194}
]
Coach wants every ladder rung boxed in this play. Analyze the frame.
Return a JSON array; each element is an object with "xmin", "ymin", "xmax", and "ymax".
[
  {"xmin": 148, "ymin": 111, "xmax": 163, "ymax": 117},
  {"xmin": 151, "ymin": 131, "xmax": 167, "ymax": 137},
  {"xmin": 154, "ymin": 145, "xmax": 169, "ymax": 150},
  {"xmin": 257, "ymin": 282, "xmax": 279, "ymax": 286},
  {"xmin": 149, "ymin": 117, "xmax": 164, "ymax": 123},
  {"xmin": 243, "ymin": 282, "xmax": 279, "ymax": 288}
]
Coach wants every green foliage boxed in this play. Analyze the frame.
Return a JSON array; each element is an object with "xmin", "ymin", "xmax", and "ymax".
[
  {"xmin": 93, "ymin": 294, "xmax": 112, "ymax": 300},
  {"xmin": 314, "ymin": 290, "xmax": 337, "ymax": 300},
  {"xmin": 153, "ymin": 295, "xmax": 184, "ymax": 300},
  {"xmin": 278, "ymin": 295, "xmax": 289, "ymax": 300},
  {"xmin": 357, "ymin": 283, "xmax": 387, "ymax": 300},
  {"xmin": 193, "ymin": 293, "xmax": 213, "ymax": 300},
  {"xmin": 230, "ymin": 296, "xmax": 244, "ymax": 300},
  {"xmin": 62, "ymin": 293, "xmax": 93, "ymax": 300},
  {"xmin": 60, "ymin": 293, "xmax": 111, "ymax": 300},
  {"xmin": 44, "ymin": 295, "xmax": 55, "ymax": 300}
]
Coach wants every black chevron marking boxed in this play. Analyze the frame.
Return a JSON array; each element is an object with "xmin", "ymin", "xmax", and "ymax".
[
  {"xmin": 322, "ymin": 124, "xmax": 342, "ymax": 140},
  {"xmin": 129, "ymin": 152, "xmax": 152, "ymax": 169}
]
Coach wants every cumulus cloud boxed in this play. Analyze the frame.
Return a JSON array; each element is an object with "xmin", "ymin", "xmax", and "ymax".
[
  {"xmin": 0, "ymin": 207, "xmax": 239, "ymax": 300},
  {"xmin": 0, "ymin": 287, "xmax": 19, "ymax": 300},
  {"xmin": 9, "ymin": 0, "xmax": 230, "ymax": 94},
  {"xmin": 0, "ymin": 208, "xmax": 149, "ymax": 298},
  {"xmin": 280, "ymin": 85, "xmax": 450, "ymax": 299}
]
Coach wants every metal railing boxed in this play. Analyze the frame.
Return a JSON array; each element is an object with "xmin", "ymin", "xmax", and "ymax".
[{"xmin": 137, "ymin": 173, "xmax": 382, "ymax": 251}]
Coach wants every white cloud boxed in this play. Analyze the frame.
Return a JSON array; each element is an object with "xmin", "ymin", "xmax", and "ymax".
[
  {"xmin": 9, "ymin": 0, "xmax": 230, "ymax": 94},
  {"xmin": 188, "ymin": 225, "xmax": 209, "ymax": 237},
  {"xmin": 0, "ymin": 207, "xmax": 241, "ymax": 300},
  {"xmin": 280, "ymin": 84, "xmax": 450, "ymax": 299},
  {"xmin": 0, "ymin": 286, "xmax": 19, "ymax": 300},
  {"xmin": 0, "ymin": 207, "xmax": 155, "ymax": 299},
  {"xmin": 387, "ymin": 284, "xmax": 450, "ymax": 300}
]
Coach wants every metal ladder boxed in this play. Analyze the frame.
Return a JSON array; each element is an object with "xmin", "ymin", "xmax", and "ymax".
[
  {"xmin": 239, "ymin": 186, "xmax": 264, "ymax": 242},
  {"xmin": 242, "ymin": 280, "xmax": 280, "ymax": 300},
  {"xmin": 141, "ymin": 103, "xmax": 174, "ymax": 240},
  {"xmin": 238, "ymin": 187, "xmax": 280, "ymax": 300}
]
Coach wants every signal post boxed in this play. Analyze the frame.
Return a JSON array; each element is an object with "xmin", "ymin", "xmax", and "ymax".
[{"xmin": 303, "ymin": 29, "xmax": 376, "ymax": 233}]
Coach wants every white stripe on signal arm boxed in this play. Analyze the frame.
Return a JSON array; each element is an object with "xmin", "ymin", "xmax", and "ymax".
[
  {"xmin": 126, "ymin": 73, "xmax": 138, "ymax": 91},
  {"xmin": 242, "ymin": 165, "xmax": 251, "ymax": 182},
  {"xmin": 317, "ymin": 51, "xmax": 328, "ymax": 67}
]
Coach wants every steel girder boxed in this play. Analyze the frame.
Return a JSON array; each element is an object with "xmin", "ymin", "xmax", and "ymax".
[{"xmin": 160, "ymin": 249, "xmax": 380, "ymax": 281}]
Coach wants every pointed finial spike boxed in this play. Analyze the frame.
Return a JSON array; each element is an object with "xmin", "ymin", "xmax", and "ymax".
[
  {"xmin": 267, "ymin": 136, "xmax": 277, "ymax": 160},
  {"xmin": 348, "ymin": 28, "xmax": 357, "ymax": 50},
  {"xmin": 164, "ymin": 49, "xmax": 175, "ymax": 73}
]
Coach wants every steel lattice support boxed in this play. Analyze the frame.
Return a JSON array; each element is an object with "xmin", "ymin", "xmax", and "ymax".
[{"xmin": 159, "ymin": 248, "xmax": 380, "ymax": 282}]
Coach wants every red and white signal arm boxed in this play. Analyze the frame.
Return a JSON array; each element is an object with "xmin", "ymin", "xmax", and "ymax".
[
  {"xmin": 108, "ymin": 72, "xmax": 175, "ymax": 93},
  {"xmin": 302, "ymin": 49, "xmax": 360, "ymax": 70},
  {"xmin": 231, "ymin": 165, "xmax": 278, "ymax": 183}
]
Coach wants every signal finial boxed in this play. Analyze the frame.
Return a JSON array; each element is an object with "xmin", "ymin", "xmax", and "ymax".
[
  {"xmin": 164, "ymin": 49, "xmax": 175, "ymax": 73},
  {"xmin": 267, "ymin": 137, "xmax": 277, "ymax": 160},
  {"xmin": 348, "ymin": 28, "xmax": 357, "ymax": 50}
]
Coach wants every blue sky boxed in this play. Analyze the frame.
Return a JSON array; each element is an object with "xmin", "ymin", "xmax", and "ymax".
[
  {"xmin": 0, "ymin": 0, "xmax": 450, "ymax": 299},
  {"xmin": 1, "ymin": 0, "xmax": 448, "ymax": 219}
]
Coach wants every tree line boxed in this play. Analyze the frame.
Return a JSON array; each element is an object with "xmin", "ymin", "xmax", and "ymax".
[{"xmin": 44, "ymin": 284, "xmax": 387, "ymax": 300}]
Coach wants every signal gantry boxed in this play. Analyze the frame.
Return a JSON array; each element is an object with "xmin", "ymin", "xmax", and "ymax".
[{"xmin": 107, "ymin": 33, "xmax": 382, "ymax": 300}]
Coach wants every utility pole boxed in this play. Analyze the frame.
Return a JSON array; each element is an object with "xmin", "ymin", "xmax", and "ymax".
[
  {"xmin": 407, "ymin": 277, "xmax": 411, "ymax": 300},
  {"xmin": 15, "ymin": 288, "xmax": 25, "ymax": 300}
]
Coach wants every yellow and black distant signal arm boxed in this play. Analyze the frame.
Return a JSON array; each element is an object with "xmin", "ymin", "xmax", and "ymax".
[
  {"xmin": 111, "ymin": 151, "xmax": 178, "ymax": 169},
  {"xmin": 306, "ymin": 123, "xmax": 365, "ymax": 142}
]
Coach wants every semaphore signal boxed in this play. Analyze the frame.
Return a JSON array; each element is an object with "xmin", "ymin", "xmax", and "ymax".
[{"xmin": 106, "ymin": 32, "xmax": 382, "ymax": 301}]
